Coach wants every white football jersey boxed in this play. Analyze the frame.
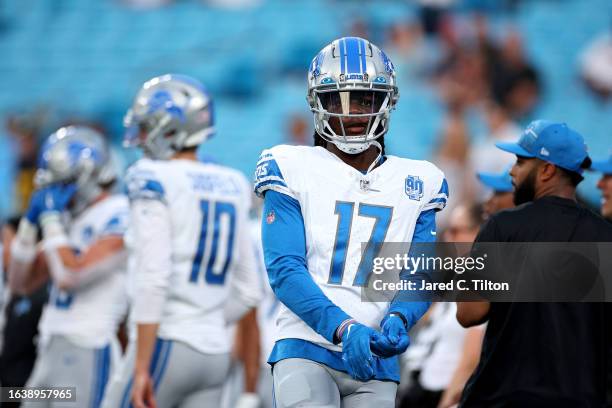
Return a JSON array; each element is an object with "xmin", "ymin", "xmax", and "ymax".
[
  {"xmin": 126, "ymin": 158, "xmax": 254, "ymax": 354},
  {"xmin": 39, "ymin": 195, "xmax": 129, "ymax": 348},
  {"xmin": 255, "ymin": 145, "xmax": 447, "ymax": 352}
]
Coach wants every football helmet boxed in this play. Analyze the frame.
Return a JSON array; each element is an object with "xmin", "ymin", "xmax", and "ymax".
[
  {"xmin": 35, "ymin": 125, "xmax": 116, "ymax": 214},
  {"xmin": 124, "ymin": 74, "xmax": 215, "ymax": 160},
  {"xmin": 307, "ymin": 37, "xmax": 399, "ymax": 154}
]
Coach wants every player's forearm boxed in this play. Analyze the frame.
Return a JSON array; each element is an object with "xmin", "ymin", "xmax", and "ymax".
[
  {"xmin": 135, "ymin": 323, "xmax": 160, "ymax": 375},
  {"xmin": 236, "ymin": 309, "xmax": 260, "ymax": 393},
  {"xmin": 44, "ymin": 244, "xmax": 126, "ymax": 290},
  {"xmin": 263, "ymin": 191, "xmax": 351, "ymax": 342},
  {"xmin": 225, "ymin": 232, "xmax": 263, "ymax": 324},
  {"xmin": 8, "ymin": 219, "xmax": 40, "ymax": 293},
  {"xmin": 268, "ymin": 255, "xmax": 350, "ymax": 343},
  {"xmin": 386, "ymin": 208, "xmax": 436, "ymax": 328},
  {"xmin": 456, "ymin": 301, "xmax": 490, "ymax": 327}
]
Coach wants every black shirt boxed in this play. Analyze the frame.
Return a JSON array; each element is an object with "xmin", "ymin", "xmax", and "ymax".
[{"xmin": 460, "ymin": 196, "xmax": 612, "ymax": 408}]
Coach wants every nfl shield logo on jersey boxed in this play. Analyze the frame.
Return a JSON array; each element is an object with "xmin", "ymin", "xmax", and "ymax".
[
  {"xmin": 266, "ymin": 210, "xmax": 276, "ymax": 224},
  {"xmin": 405, "ymin": 175, "xmax": 424, "ymax": 201}
]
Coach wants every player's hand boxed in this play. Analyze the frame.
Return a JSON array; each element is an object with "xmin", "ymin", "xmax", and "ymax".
[
  {"xmin": 341, "ymin": 322, "xmax": 377, "ymax": 381},
  {"xmin": 370, "ymin": 314, "xmax": 410, "ymax": 358},
  {"xmin": 131, "ymin": 370, "xmax": 157, "ymax": 408},
  {"xmin": 40, "ymin": 184, "xmax": 78, "ymax": 215},
  {"xmin": 235, "ymin": 392, "xmax": 261, "ymax": 408},
  {"xmin": 24, "ymin": 188, "xmax": 49, "ymax": 224}
]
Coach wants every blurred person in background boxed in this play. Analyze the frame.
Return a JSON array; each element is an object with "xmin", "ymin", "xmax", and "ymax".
[
  {"xmin": 0, "ymin": 216, "xmax": 48, "ymax": 408},
  {"xmin": 489, "ymin": 30, "xmax": 541, "ymax": 121},
  {"xmin": 590, "ymin": 153, "xmax": 612, "ymax": 221},
  {"xmin": 580, "ymin": 30, "xmax": 612, "ymax": 100},
  {"xmin": 443, "ymin": 204, "xmax": 485, "ymax": 243},
  {"xmin": 469, "ymin": 99, "xmax": 520, "ymax": 177},
  {"xmin": 8, "ymin": 125, "xmax": 129, "ymax": 408},
  {"xmin": 5, "ymin": 115, "xmax": 42, "ymax": 214},
  {"xmin": 476, "ymin": 168, "xmax": 514, "ymax": 217},
  {"xmin": 438, "ymin": 175, "xmax": 515, "ymax": 407},
  {"xmin": 285, "ymin": 113, "xmax": 310, "ymax": 146},
  {"xmin": 400, "ymin": 204, "xmax": 485, "ymax": 408},
  {"xmin": 105, "ymin": 74, "xmax": 261, "ymax": 408},
  {"xmin": 457, "ymin": 120, "xmax": 612, "ymax": 407}
]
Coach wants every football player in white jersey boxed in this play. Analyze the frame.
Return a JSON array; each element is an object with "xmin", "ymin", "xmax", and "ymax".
[
  {"xmin": 8, "ymin": 125, "xmax": 129, "ymax": 408},
  {"xmin": 102, "ymin": 74, "xmax": 261, "ymax": 408},
  {"xmin": 254, "ymin": 37, "xmax": 449, "ymax": 407}
]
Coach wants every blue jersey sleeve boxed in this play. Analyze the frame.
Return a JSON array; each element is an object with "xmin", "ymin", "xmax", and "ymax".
[
  {"xmin": 422, "ymin": 178, "xmax": 448, "ymax": 212},
  {"xmin": 387, "ymin": 209, "xmax": 437, "ymax": 328},
  {"xmin": 254, "ymin": 150, "xmax": 295, "ymax": 198},
  {"xmin": 262, "ymin": 190, "xmax": 351, "ymax": 343}
]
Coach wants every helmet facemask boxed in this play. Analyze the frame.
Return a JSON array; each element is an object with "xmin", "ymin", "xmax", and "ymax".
[{"xmin": 312, "ymin": 89, "xmax": 391, "ymax": 154}]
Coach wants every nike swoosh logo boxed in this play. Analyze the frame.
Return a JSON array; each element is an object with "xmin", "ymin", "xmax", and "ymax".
[{"xmin": 430, "ymin": 230, "xmax": 437, "ymax": 236}]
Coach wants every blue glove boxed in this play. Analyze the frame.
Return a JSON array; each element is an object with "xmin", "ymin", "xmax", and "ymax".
[
  {"xmin": 341, "ymin": 322, "xmax": 377, "ymax": 381},
  {"xmin": 370, "ymin": 314, "xmax": 410, "ymax": 358},
  {"xmin": 24, "ymin": 189, "xmax": 48, "ymax": 224},
  {"xmin": 39, "ymin": 184, "xmax": 78, "ymax": 214}
]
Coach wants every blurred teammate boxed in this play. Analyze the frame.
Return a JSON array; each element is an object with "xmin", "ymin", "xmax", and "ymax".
[
  {"xmin": 102, "ymin": 74, "xmax": 260, "ymax": 408},
  {"xmin": 9, "ymin": 126, "xmax": 128, "ymax": 408},
  {"xmin": 476, "ymin": 168, "xmax": 514, "ymax": 217},
  {"xmin": 254, "ymin": 37, "xmax": 448, "ymax": 407},
  {"xmin": 591, "ymin": 154, "xmax": 612, "ymax": 220}
]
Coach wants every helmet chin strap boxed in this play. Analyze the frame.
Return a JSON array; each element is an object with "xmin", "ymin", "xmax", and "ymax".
[
  {"xmin": 330, "ymin": 139, "xmax": 382, "ymax": 175},
  {"xmin": 365, "ymin": 140, "xmax": 383, "ymax": 174}
]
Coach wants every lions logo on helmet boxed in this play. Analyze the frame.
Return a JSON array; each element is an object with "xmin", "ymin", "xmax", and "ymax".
[
  {"xmin": 307, "ymin": 37, "xmax": 399, "ymax": 155},
  {"xmin": 124, "ymin": 74, "xmax": 215, "ymax": 160},
  {"xmin": 35, "ymin": 125, "xmax": 116, "ymax": 214}
]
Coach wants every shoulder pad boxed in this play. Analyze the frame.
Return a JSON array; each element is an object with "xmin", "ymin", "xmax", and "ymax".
[
  {"xmin": 125, "ymin": 163, "xmax": 166, "ymax": 203},
  {"xmin": 253, "ymin": 146, "xmax": 296, "ymax": 198}
]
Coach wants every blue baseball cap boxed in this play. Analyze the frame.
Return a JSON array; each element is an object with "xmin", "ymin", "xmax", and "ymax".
[
  {"xmin": 495, "ymin": 120, "xmax": 589, "ymax": 174},
  {"xmin": 590, "ymin": 154, "xmax": 612, "ymax": 175},
  {"xmin": 477, "ymin": 168, "xmax": 513, "ymax": 193}
]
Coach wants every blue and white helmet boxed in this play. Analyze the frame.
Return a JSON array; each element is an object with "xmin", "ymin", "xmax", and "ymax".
[
  {"xmin": 124, "ymin": 74, "xmax": 215, "ymax": 160},
  {"xmin": 35, "ymin": 126, "xmax": 116, "ymax": 214},
  {"xmin": 307, "ymin": 37, "xmax": 399, "ymax": 154}
]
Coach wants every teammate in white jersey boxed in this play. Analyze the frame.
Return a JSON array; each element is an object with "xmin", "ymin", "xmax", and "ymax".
[
  {"xmin": 102, "ymin": 74, "xmax": 261, "ymax": 408},
  {"xmin": 8, "ymin": 125, "xmax": 129, "ymax": 408},
  {"xmin": 254, "ymin": 37, "xmax": 449, "ymax": 407}
]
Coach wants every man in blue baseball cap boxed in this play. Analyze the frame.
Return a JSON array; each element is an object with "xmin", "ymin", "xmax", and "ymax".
[
  {"xmin": 591, "ymin": 154, "xmax": 612, "ymax": 220},
  {"xmin": 495, "ymin": 119, "xmax": 591, "ymax": 205},
  {"xmin": 476, "ymin": 168, "xmax": 514, "ymax": 217},
  {"xmin": 457, "ymin": 120, "xmax": 612, "ymax": 407}
]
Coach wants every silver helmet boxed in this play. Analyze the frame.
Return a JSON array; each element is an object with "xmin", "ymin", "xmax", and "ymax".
[
  {"xmin": 35, "ymin": 125, "xmax": 116, "ymax": 214},
  {"xmin": 307, "ymin": 37, "xmax": 399, "ymax": 154},
  {"xmin": 124, "ymin": 74, "xmax": 215, "ymax": 160}
]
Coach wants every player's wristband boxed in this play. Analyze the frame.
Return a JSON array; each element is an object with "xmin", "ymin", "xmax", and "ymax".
[
  {"xmin": 334, "ymin": 318, "xmax": 357, "ymax": 343},
  {"xmin": 16, "ymin": 218, "xmax": 38, "ymax": 246},
  {"xmin": 388, "ymin": 312, "xmax": 408, "ymax": 329},
  {"xmin": 11, "ymin": 219, "xmax": 39, "ymax": 264},
  {"xmin": 39, "ymin": 212, "xmax": 68, "ymax": 246}
]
